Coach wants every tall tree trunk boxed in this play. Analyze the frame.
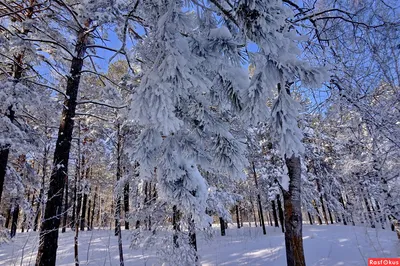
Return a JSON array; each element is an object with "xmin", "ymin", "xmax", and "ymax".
[
  {"xmin": 235, "ymin": 205, "xmax": 241, "ymax": 229},
  {"xmin": 80, "ymin": 168, "xmax": 89, "ymax": 231},
  {"xmin": 219, "ymin": 217, "xmax": 226, "ymax": 236},
  {"xmin": 35, "ymin": 143, "xmax": 48, "ymax": 232},
  {"xmin": 252, "ymin": 162, "xmax": 266, "ymax": 235},
  {"xmin": 10, "ymin": 201, "xmax": 20, "ymax": 238},
  {"xmin": 0, "ymin": 147, "xmax": 10, "ymax": 205},
  {"xmin": 277, "ymin": 195, "xmax": 285, "ymax": 233},
  {"xmin": 271, "ymin": 200, "xmax": 279, "ymax": 227},
  {"xmin": 35, "ymin": 22, "xmax": 90, "ymax": 266},
  {"xmin": 124, "ymin": 182, "xmax": 129, "ymax": 230},
  {"xmin": 114, "ymin": 123, "xmax": 124, "ymax": 266},
  {"xmin": 87, "ymin": 197, "xmax": 92, "ymax": 231},
  {"xmin": 62, "ymin": 176, "xmax": 69, "ymax": 233},
  {"xmin": 283, "ymin": 155, "xmax": 306, "ymax": 266},
  {"xmin": 338, "ymin": 195, "xmax": 347, "ymax": 225}
]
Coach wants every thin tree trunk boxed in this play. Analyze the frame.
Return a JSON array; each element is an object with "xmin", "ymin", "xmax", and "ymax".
[
  {"xmin": 188, "ymin": 215, "xmax": 198, "ymax": 263},
  {"xmin": 268, "ymin": 212, "xmax": 273, "ymax": 226},
  {"xmin": 74, "ymin": 123, "xmax": 82, "ymax": 266},
  {"xmin": 80, "ymin": 168, "xmax": 89, "ymax": 231},
  {"xmin": 35, "ymin": 21, "xmax": 91, "ymax": 266},
  {"xmin": 62, "ymin": 176, "xmax": 69, "ymax": 233},
  {"xmin": 277, "ymin": 195, "xmax": 285, "ymax": 233},
  {"xmin": 0, "ymin": 147, "xmax": 10, "ymax": 205},
  {"xmin": 124, "ymin": 182, "xmax": 129, "ymax": 230},
  {"xmin": 219, "ymin": 217, "xmax": 226, "ymax": 236},
  {"xmin": 250, "ymin": 197, "xmax": 258, "ymax": 227},
  {"xmin": 235, "ymin": 205, "xmax": 241, "ymax": 228},
  {"xmin": 10, "ymin": 202, "xmax": 20, "ymax": 238},
  {"xmin": 252, "ymin": 162, "xmax": 266, "ymax": 235},
  {"xmin": 283, "ymin": 155, "xmax": 306, "ymax": 266},
  {"xmin": 272, "ymin": 200, "xmax": 279, "ymax": 227},
  {"xmin": 308, "ymin": 212, "xmax": 313, "ymax": 225},
  {"xmin": 172, "ymin": 205, "xmax": 180, "ymax": 248},
  {"xmin": 87, "ymin": 197, "xmax": 92, "ymax": 231}
]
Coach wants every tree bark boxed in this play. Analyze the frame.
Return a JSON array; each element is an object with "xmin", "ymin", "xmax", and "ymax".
[
  {"xmin": 308, "ymin": 212, "xmax": 313, "ymax": 225},
  {"xmin": 235, "ymin": 205, "xmax": 241, "ymax": 229},
  {"xmin": 272, "ymin": 200, "xmax": 279, "ymax": 227},
  {"xmin": 219, "ymin": 217, "xmax": 226, "ymax": 236},
  {"xmin": 188, "ymin": 215, "xmax": 198, "ymax": 263},
  {"xmin": 35, "ymin": 22, "xmax": 90, "ymax": 266},
  {"xmin": 124, "ymin": 182, "xmax": 129, "ymax": 230},
  {"xmin": 283, "ymin": 155, "xmax": 306, "ymax": 266},
  {"xmin": 252, "ymin": 162, "xmax": 266, "ymax": 235},
  {"xmin": 62, "ymin": 175, "xmax": 69, "ymax": 233},
  {"xmin": 10, "ymin": 201, "xmax": 19, "ymax": 238},
  {"xmin": 277, "ymin": 195, "xmax": 285, "ymax": 233},
  {"xmin": 0, "ymin": 147, "xmax": 10, "ymax": 205},
  {"xmin": 80, "ymin": 168, "xmax": 89, "ymax": 231},
  {"xmin": 172, "ymin": 205, "xmax": 180, "ymax": 248}
]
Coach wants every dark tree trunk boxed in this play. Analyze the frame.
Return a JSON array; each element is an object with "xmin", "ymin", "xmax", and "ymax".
[
  {"xmin": 115, "ymin": 124, "xmax": 122, "ymax": 236},
  {"xmin": 277, "ymin": 195, "xmax": 285, "ymax": 233},
  {"xmin": 219, "ymin": 217, "xmax": 226, "ymax": 236},
  {"xmin": 10, "ymin": 202, "xmax": 20, "ymax": 238},
  {"xmin": 235, "ymin": 205, "xmax": 241, "ymax": 228},
  {"xmin": 114, "ymin": 124, "xmax": 124, "ymax": 266},
  {"xmin": 87, "ymin": 198, "xmax": 92, "ymax": 231},
  {"xmin": 62, "ymin": 176, "xmax": 69, "ymax": 233},
  {"xmin": 188, "ymin": 216, "xmax": 198, "ymax": 262},
  {"xmin": 0, "ymin": 147, "xmax": 10, "ymax": 205},
  {"xmin": 327, "ymin": 207, "xmax": 334, "ymax": 224},
  {"xmin": 253, "ymin": 162, "xmax": 266, "ymax": 235},
  {"xmin": 124, "ymin": 182, "xmax": 129, "ymax": 230},
  {"xmin": 338, "ymin": 195, "xmax": 347, "ymax": 225},
  {"xmin": 283, "ymin": 155, "xmax": 306, "ymax": 266},
  {"xmin": 272, "ymin": 200, "xmax": 279, "ymax": 228},
  {"xmin": 35, "ymin": 22, "xmax": 90, "ymax": 266},
  {"xmin": 172, "ymin": 205, "xmax": 180, "ymax": 248},
  {"xmin": 308, "ymin": 212, "xmax": 313, "ymax": 225}
]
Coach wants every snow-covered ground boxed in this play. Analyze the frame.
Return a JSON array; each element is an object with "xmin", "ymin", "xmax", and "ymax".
[{"xmin": 1, "ymin": 224, "xmax": 399, "ymax": 265}]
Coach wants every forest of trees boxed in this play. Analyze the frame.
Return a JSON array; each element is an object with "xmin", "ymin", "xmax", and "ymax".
[{"xmin": 0, "ymin": 0, "xmax": 399, "ymax": 266}]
